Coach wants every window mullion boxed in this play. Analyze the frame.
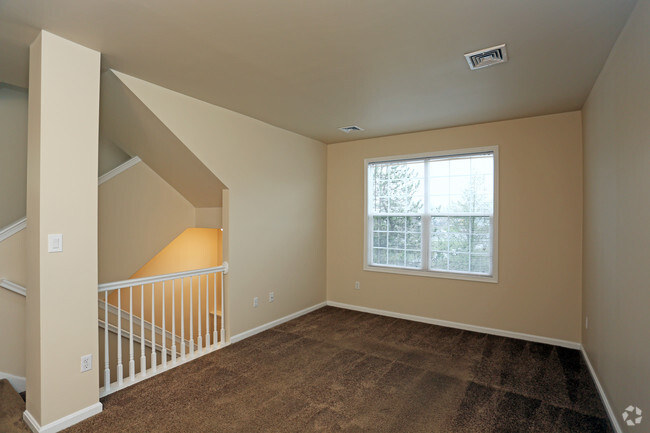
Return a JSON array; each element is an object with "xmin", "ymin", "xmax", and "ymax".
[{"xmin": 422, "ymin": 160, "xmax": 429, "ymax": 271}]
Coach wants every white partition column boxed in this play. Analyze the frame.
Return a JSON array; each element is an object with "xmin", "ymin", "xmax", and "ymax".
[{"xmin": 24, "ymin": 30, "xmax": 102, "ymax": 431}]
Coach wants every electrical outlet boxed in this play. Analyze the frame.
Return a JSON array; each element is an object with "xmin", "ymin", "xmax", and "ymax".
[
  {"xmin": 354, "ymin": 281, "xmax": 360, "ymax": 290},
  {"xmin": 81, "ymin": 354, "xmax": 92, "ymax": 372},
  {"xmin": 269, "ymin": 292, "xmax": 275, "ymax": 302},
  {"xmin": 253, "ymin": 297, "xmax": 259, "ymax": 308}
]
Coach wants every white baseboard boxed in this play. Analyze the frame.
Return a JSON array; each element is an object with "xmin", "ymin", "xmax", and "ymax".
[
  {"xmin": 23, "ymin": 403, "xmax": 102, "ymax": 433},
  {"xmin": 230, "ymin": 302, "xmax": 327, "ymax": 344},
  {"xmin": 326, "ymin": 301, "xmax": 582, "ymax": 350},
  {"xmin": 0, "ymin": 371, "xmax": 26, "ymax": 393},
  {"xmin": 581, "ymin": 347, "xmax": 622, "ymax": 433}
]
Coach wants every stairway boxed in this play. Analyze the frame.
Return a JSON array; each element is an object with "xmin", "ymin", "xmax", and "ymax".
[{"xmin": 0, "ymin": 379, "xmax": 30, "ymax": 433}]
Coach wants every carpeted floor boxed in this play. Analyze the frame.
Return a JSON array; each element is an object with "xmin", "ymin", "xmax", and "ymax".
[
  {"xmin": 0, "ymin": 379, "xmax": 30, "ymax": 433},
  {"xmin": 65, "ymin": 306, "xmax": 613, "ymax": 432}
]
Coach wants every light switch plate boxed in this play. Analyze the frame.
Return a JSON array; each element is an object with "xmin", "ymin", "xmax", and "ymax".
[{"xmin": 48, "ymin": 234, "xmax": 63, "ymax": 253}]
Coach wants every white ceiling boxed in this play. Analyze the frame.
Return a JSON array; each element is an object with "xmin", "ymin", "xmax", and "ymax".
[{"xmin": 0, "ymin": 0, "xmax": 637, "ymax": 143}]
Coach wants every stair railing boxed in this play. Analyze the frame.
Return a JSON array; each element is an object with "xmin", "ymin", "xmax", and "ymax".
[{"xmin": 98, "ymin": 263, "xmax": 228, "ymax": 396}]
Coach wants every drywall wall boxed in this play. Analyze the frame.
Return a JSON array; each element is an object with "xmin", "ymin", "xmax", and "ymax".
[
  {"xmin": 99, "ymin": 160, "xmax": 196, "ymax": 284},
  {"xmin": 26, "ymin": 31, "xmax": 100, "ymax": 426},
  {"xmin": 328, "ymin": 112, "xmax": 583, "ymax": 343},
  {"xmin": 98, "ymin": 137, "xmax": 131, "ymax": 177},
  {"xmin": 0, "ymin": 84, "xmax": 28, "ymax": 229},
  {"xmin": 195, "ymin": 207, "xmax": 222, "ymax": 228},
  {"xmin": 113, "ymin": 71, "xmax": 327, "ymax": 337},
  {"xmin": 582, "ymin": 0, "xmax": 650, "ymax": 427},
  {"xmin": 0, "ymin": 229, "xmax": 26, "ymax": 377}
]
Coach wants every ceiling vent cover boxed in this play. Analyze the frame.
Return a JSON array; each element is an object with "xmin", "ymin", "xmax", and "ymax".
[
  {"xmin": 338, "ymin": 125, "xmax": 365, "ymax": 133},
  {"xmin": 464, "ymin": 44, "xmax": 508, "ymax": 70}
]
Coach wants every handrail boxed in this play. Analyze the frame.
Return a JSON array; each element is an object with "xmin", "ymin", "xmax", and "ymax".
[
  {"xmin": 98, "ymin": 262, "xmax": 228, "ymax": 293},
  {"xmin": 0, "ymin": 217, "xmax": 27, "ymax": 243},
  {"xmin": 0, "ymin": 279, "xmax": 26, "ymax": 297}
]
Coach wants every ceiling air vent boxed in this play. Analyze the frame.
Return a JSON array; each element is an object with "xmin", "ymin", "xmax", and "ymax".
[
  {"xmin": 464, "ymin": 44, "xmax": 508, "ymax": 70},
  {"xmin": 338, "ymin": 125, "xmax": 365, "ymax": 133}
]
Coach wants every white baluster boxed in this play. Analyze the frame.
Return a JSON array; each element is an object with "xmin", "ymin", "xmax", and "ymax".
[
  {"xmin": 205, "ymin": 274, "xmax": 210, "ymax": 349},
  {"xmin": 129, "ymin": 286, "xmax": 135, "ymax": 381},
  {"xmin": 117, "ymin": 288, "xmax": 123, "ymax": 386},
  {"xmin": 189, "ymin": 277, "xmax": 194, "ymax": 356},
  {"xmin": 181, "ymin": 278, "xmax": 186, "ymax": 360},
  {"xmin": 140, "ymin": 284, "xmax": 146, "ymax": 376},
  {"xmin": 151, "ymin": 283, "xmax": 157, "ymax": 372},
  {"xmin": 171, "ymin": 279, "xmax": 177, "ymax": 365},
  {"xmin": 104, "ymin": 291, "xmax": 110, "ymax": 392},
  {"xmin": 220, "ymin": 271, "xmax": 225, "ymax": 344},
  {"xmin": 213, "ymin": 273, "xmax": 217, "ymax": 348},
  {"xmin": 197, "ymin": 275, "xmax": 202, "ymax": 353},
  {"xmin": 161, "ymin": 281, "xmax": 167, "ymax": 368}
]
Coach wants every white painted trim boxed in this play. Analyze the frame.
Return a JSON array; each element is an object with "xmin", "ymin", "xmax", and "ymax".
[
  {"xmin": 0, "ymin": 217, "xmax": 26, "ymax": 243},
  {"xmin": 230, "ymin": 302, "xmax": 327, "ymax": 344},
  {"xmin": 0, "ymin": 371, "xmax": 26, "ymax": 393},
  {"xmin": 0, "ymin": 279, "xmax": 26, "ymax": 297},
  {"xmin": 98, "ymin": 300, "xmax": 192, "ymax": 349},
  {"xmin": 326, "ymin": 301, "xmax": 581, "ymax": 349},
  {"xmin": 23, "ymin": 403, "xmax": 102, "ymax": 433},
  {"xmin": 581, "ymin": 347, "xmax": 622, "ymax": 433},
  {"xmin": 98, "ymin": 319, "xmax": 181, "ymax": 357},
  {"xmin": 99, "ymin": 341, "xmax": 229, "ymax": 397},
  {"xmin": 98, "ymin": 156, "xmax": 141, "ymax": 185}
]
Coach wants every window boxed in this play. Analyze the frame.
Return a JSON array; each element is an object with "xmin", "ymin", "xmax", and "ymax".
[{"xmin": 365, "ymin": 146, "xmax": 498, "ymax": 282}]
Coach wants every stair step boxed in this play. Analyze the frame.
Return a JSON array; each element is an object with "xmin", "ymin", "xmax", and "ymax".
[{"xmin": 0, "ymin": 379, "xmax": 30, "ymax": 433}]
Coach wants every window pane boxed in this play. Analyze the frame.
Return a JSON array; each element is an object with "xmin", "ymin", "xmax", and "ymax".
[
  {"xmin": 430, "ymin": 251, "xmax": 448, "ymax": 270},
  {"xmin": 369, "ymin": 160, "xmax": 424, "ymax": 214},
  {"xmin": 373, "ymin": 216, "xmax": 388, "ymax": 231},
  {"xmin": 405, "ymin": 251, "xmax": 422, "ymax": 268},
  {"xmin": 471, "ymin": 234, "xmax": 490, "ymax": 253},
  {"xmin": 373, "ymin": 248, "xmax": 387, "ymax": 265},
  {"xmin": 471, "ymin": 216, "xmax": 490, "ymax": 234},
  {"xmin": 449, "ymin": 253, "xmax": 469, "ymax": 272},
  {"xmin": 388, "ymin": 216, "xmax": 406, "ymax": 232},
  {"xmin": 388, "ymin": 232, "xmax": 405, "ymax": 249},
  {"xmin": 429, "ymin": 154, "xmax": 494, "ymax": 215},
  {"xmin": 387, "ymin": 249, "xmax": 405, "ymax": 267},
  {"xmin": 373, "ymin": 232, "xmax": 387, "ymax": 248},
  {"xmin": 405, "ymin": 232, "xmax": 421, "ymax": 249},
  {"xmin": 470, "ymin": 255, "xmax": 491, "ymax": 274},
  {"xmin": 406, "ymin": 216, "xmax": 421, "ymax": 232},
  {"xmin": 449, "ymin": 233, "xmax": 470, "ymax": 253}
]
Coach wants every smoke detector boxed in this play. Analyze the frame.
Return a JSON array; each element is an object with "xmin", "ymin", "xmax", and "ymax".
[
  {"xmin": 464, "ymin": 44, "xmax": 508, "ymax": 70},
  {"xmin": 338, "ymin": 125, "xmax": 364, "ymax": 133}
]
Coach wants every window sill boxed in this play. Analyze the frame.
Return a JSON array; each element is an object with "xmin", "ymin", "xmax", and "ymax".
[{"xmin": 363, "ymin": 264, "xmax": 498, "ymax": 283}]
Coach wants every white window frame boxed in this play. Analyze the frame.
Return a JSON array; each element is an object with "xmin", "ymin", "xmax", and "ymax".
[{"xmin": 363, "ymin": 145, "xmax": 499, "ymax": 283}]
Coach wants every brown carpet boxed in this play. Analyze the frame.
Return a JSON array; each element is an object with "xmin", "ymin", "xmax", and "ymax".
[
  {"xmin": 0, "ymin": 379, "xmax": 30, "ymax": 433},
  {"xmin": 65, "ymin": 306, "xmax": 613, "ymax": 432}
]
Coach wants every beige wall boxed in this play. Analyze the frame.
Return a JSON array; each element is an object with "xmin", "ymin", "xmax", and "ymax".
[
  {"xmin": 328, "ymin": 112, "xmax": 583, "ymax": 342},
  {"xmin": 98, "ymin": 136, "xmax": 130, "ymax": 177},
  {"xmin": 0, "ymin": 230, "xmax": 27, "ymax": 377},
  {"xmin": 195, "ymin": 207, "xmax": 222, "ymax": 228},
  {"xmin": 582, "ymin": 0, "xmax": 650, "ymax": 426},
  {"xmin": 26, "ymin": 31, "xmax": 100, "ymax": 425},
  {"xmin": 99, "ymin": 160, "xmax": 196, "ymax": 283},
  {"xmin": 113, "ymin": 71, "xmax": 327, "ymax": 337},
  {"xmin": 0, "ymin": 84, "xmax": 28, "ymax": 229}
]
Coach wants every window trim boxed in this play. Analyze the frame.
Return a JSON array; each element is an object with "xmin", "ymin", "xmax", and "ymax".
[{"xmin": 363, "ymin": 145, "xmax": 499, "ymax": 283}]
